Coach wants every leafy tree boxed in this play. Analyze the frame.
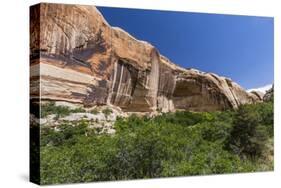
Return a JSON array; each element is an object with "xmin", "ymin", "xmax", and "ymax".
[
  {"xmin": 39, "ymin": 102, "xmax": 273, "ymax": 184},
  {"xmin": 226, "ymin": 104, "xmax": 270, "ymax": 158}
]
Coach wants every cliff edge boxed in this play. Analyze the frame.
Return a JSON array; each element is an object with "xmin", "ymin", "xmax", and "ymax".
[{"xmin": 30, "ymin": 3, "xmax": 259, "ymax": 112}]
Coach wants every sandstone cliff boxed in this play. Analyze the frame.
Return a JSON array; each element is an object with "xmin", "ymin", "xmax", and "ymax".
[{"xmin": 30, "ymin": 3, "xmax": 258, "ymax": 112}]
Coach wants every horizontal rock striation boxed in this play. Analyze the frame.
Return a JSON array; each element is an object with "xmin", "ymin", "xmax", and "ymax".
[{"xmin": 30, "ymin": 3, "xmax": 258, "ymax": 112}]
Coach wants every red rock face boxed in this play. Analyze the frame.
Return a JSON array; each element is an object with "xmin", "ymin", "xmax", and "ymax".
[{"xmin": 30, "ymin": 3, "xmax": 257, "ymax": 112}]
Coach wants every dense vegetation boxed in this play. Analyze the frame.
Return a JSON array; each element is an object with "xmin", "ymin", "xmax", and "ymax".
[
  {"xmin": 39, "ymin": 101, "xmax": 273, "ymax": 184},
  {"xmin": 41, "ymin": 102, "xmax": 86, "ymax": 118},
  {"xmin": 40, "ymin": 101, "xmax": 112, "ymax": 118}
]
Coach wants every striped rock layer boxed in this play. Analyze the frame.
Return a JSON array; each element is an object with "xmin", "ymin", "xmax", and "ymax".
[{"xmin": 30, "ymin": 3, "xmax": 259, "ymax": 112}]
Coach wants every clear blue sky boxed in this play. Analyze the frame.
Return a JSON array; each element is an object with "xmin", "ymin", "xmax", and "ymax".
[{"xmin": 98, "ymin": 6, "xmax": 274, "ymax": 90}]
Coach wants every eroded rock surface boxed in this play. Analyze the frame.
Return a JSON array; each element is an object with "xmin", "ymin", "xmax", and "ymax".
[
  {"xmin": 263, "ymin": 86, "xmax": 274, "ymax": 102},
  {"xmin": 30, "ymin": 3, "xmax": 258, "ymax": 112},
  {"xmin": 249, "ymin": 91, "xmax": 265, "ymax": 102}
]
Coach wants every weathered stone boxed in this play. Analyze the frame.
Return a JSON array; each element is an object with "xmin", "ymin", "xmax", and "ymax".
[
  {"xmin": 263, "ymin": 86, "xmax": 274, "ymax": 102},
  {"xmin": 249, "ymin": 91, "xmax": 265, "ymax": 102},
  {"xmin": 30, "ymin": 3, "xmax": 259, "ymax": 112},
  {"xmin": 61, "ymin": 113, "xmax": 107, "ymax": 122}
]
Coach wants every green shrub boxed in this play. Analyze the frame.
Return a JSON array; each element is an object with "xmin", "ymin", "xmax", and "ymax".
[
  {"xmin": 199, "ymin": 121, "xmax": 232, "ymax": 143},
  {"xmin": 225, "ymin": 103, "xmax": 272, "ymax": 158},
  {"xmin": 70, "ymin": 108, "xmax": 86, "ymax": 113},
  {"xmin": 153, "ymin": 111, "xmax": 214, "ymax": 127},
  {"xmin": 41, "ymin": 102, "xmax": 71, "ymax": 118},
  {"xmin": 90, "ymin": 108, "xmax": 99, "ymax": 115},
  {"xmin": 40, "ymin": 122, "xmax": 89, "ymax": 147},
  {"xmin": 102, "ymin": 108, "xmax": 112, "ymax": 117},
  {"xmin": 40, "ymin": 102, "xmax": 273, "ymax": 184},
  {"xmin": 40, "ymin": 102, "xmax": 92, "ymax": 118}
]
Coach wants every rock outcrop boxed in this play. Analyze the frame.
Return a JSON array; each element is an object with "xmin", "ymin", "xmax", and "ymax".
[
  {"xmin": 30, "ymin": 3, "xmax": 258, "ymax": 112},
  {"xmin": 263, "ymin": 86, "xmax": 274, "ymax": 102},
  {"xmin": 248, "ymin": 91, "xmax": 265, "ymax": 102}
]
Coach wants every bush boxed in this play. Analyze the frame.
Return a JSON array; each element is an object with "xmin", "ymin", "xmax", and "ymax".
[
  {"xmin": 41, "ymin": 102, "xmax": 71, "ymax": 118},
  {"xmin": 90, "ymin": 108, "xmax": 99, "ymax": 115},
  {"xmin": 70, "ymin": 107, "xmax": 86, "ymax": 113},
  {"xmin": 102, "ymin": 108, "xmax": 112, "ymax": 118},
  {"xmin": 39, "ymin": 102, "xmax": 273, "ymax": 184},
  {"xmin": 40, "ymin": 102, "xmax": 96, "ymax": 118},
  {"xmin": 225, "ymin": 102, "xmax": 273, "ymax": 158},
  {"xmin": 153, "ymin": 111, "xmax": 214, "ymax": 127},
  {"xmin": 40, "ymin": 121, "xmax": 89, "ymax": 147}
]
